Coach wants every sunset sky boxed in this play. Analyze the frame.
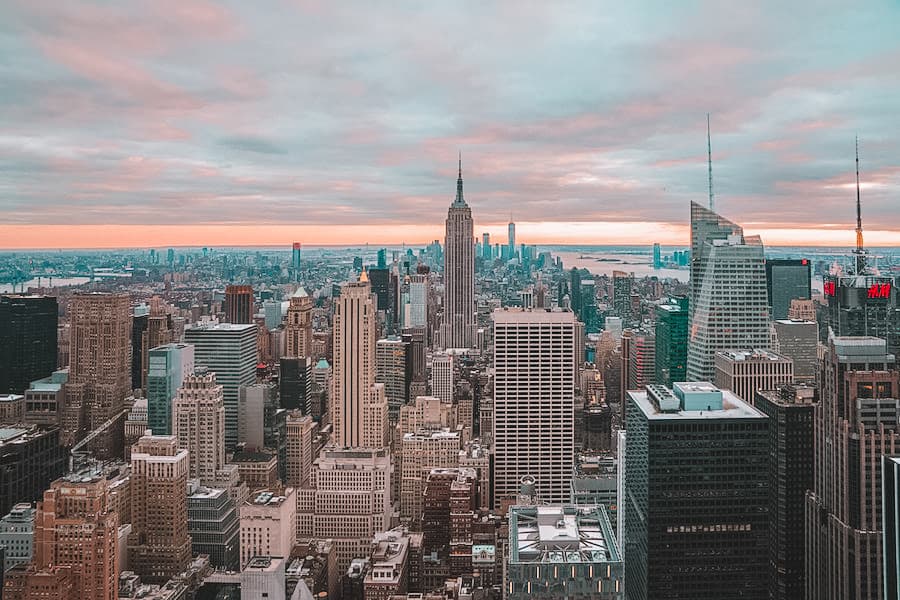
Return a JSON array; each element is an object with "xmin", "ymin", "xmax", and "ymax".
[{"xmin": 1, "ymin": 1, "xmax": 899, "ymax": 249}]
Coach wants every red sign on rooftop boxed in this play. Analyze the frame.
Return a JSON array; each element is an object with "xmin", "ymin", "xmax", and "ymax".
[{"xmin": 868, "ymin": 283, "xmax": 892, "ymax": 299}]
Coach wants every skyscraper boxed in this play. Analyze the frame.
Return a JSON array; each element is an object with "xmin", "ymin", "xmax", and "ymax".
[
  {"xmin": 64, "ymin": 293, "xmax": 132, "ymax": 456},
  {"xmin": 624, "ymin": 383, "xmax": 769, "ymax": 599},
  {"xmin": 806, "ymin": 334, "xmax": 898, "ymax": 600},
  {"xmin": 0, "ymin": 295, "xmax": 57, "ymax": 395},
  {"xmin": 330, "ymin": 274, "xmax": 388, "ymax": 449},
  {"xmin": 292, "ymin": 242, "xmax": 301, "ymax": 280},
  {"xmin": 173, "ymin": 367, "xmax": 226, "ymax": 481},
  {"xmin": 128, "ymin": 435, "xmax": 191, "ymax": 584},
  {"xmin": 184, "ymin": 322, "xmax": 256, "ymax": 450},
  {"xmin": 431, "ymin": 352, "xmax": 453, "ymax": 404},
  {"xmin": 32, "ymin": 474, "xmax": 119, "ymax": 600},
  {"xmin": 375, "ymin": 337, "xmax": 410, "ymax": 422},
  {"xmin": 883, "ymin": 455, "xmax": 900, "ymax": 599},
  {"xmin": 400, "ymin": 274, "xmax": 427, "ymax": 329},
  {"xmin": 285, "ymin": 287, "xmax": 313, "ymax": 358},
  {"xmin": 279, "ymin": 356, "xmax": 313, "ymax": 414},
  {"xmin": 755, "ymin": 384, "xmax": 816, "ymax": 600},
  {"xmin": 687, "ymin": 202, "xmax": 770, "ymax": 382},
  {"xmin": 654, "ymin": 297, "xmax": 688, "ymax": 386},
  {"xmin": 652, "ymin": 242, "xmax": 661, "ymax": 269},
  {"xmin": 284, "ymin": 411, "xmax": 318, "ymax": 488},
  {"xmin": 146, "ymin": 342, "xmax": 195, "ymax": 436},
  {"xmin": 492, "ymin": 308, "xmax": 575, "ymax": 505},
  {"xmin": 765, "ymin": 259, "xmax": 812, "ymax": 320},
  {"xmin": 713, "ymin": 349, "xmax": 793, "ymax": 405},
  {"xmin": 440, "ymin": 158, "xmax": 476, "ymax": 349},
  {"xmin": 481, "ymin": 232, "xmax": 491, "ymax": 260},
  {"xmin": 224, "ymin": 284, "xmax": 254, "ymax": 324},
  {"xmin": 507, "ymin": 220, "xmax": 516, "ymax": 259}
]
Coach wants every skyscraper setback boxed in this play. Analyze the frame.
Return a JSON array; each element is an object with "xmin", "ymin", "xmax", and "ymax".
[
  {"xmin": 687, "ymin": 202, "xmax": 770, "ymax": 382},
  {"xmin": 439, "ymin": 158, "xmax": 476, "ymax": 349}
]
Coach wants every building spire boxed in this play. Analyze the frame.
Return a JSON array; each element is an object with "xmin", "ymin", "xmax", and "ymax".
[
  {"xmin": 453, "ymin": 151, "xmax": 467, "ymax": 207},
  {"xmin": 854, "ymin": 136, "xmax": 867, "ymax": 275},
  {"xmin": 707, "ymin": 113, "xmax": 715, "ymax": 212}
]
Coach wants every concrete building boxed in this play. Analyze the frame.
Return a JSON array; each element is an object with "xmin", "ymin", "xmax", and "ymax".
[
  {"xmin": 773, "ymin": 319, "xmax": 818, "ymax": 382},
  {"xmin": 439, "ymin": 160, "xmax": 476, "ymax": 349},
  {"xmin": 173, "ymin": 367, "xmax": 225, "ymax": 482},
  {"xmin": 285, "ymin": 288, "xmax": 313, "ymax": 359},
  {"xmin": 570, "ymin": 454, "xmax": 618, "ymax": 526},
  {"xmin": 238, "ymin": 383, "xmax": 277, "ymax": 450},
  {"xmin": 224, "ymin": 285, "xmax": 254, "ymax": 324},
  {"xmin": 232, "ymin": 452, "xmax": 279, "ymax": 490},
  {"xmin": 0, "ymin": 394, "xmax": 24, "ymax": 424},
  {"xmin": 63, "ymin": 293, "xmax": 132, "ymax": 455},
  {"xmin": 0, "ymin": 425, "xmax": 66, "ymax": 517},
  {"xmin": 184, "ymin": 321, "xmax": 257, "ymax": 450},
  {"xmin": 241, "ymin": 556, "xmax": 286, "ymax": 600},
  {"xmin": 401, "ymin": 274, "xmax": 428, "ymax": 329},
  {"xmin": 492, "ymin": 309, "xmax": 576, "ymax": 506},
  {"xmin": 0, "ymin": 503, "xmax": 35, "ymax": 572},
  {"xmin": 365, "ymin": 528, "xmax": 412, "ymax": 600},
  {"xmin": 187, "ymin": 483, "xmax": 240, "ymax": 571},
  {"xmin": 506, "ymin": 505, "xmax": 622, "ymax": 599},
  {"xmin": 239, "ymin": 489, "xmax": 297, "ymax": 568},
  {"xmin": 686, "ymin": 203, "xmax": 770, "ymax": 382},
  {"xmin": 431, "ymin": 353, "xmax": 454, "ymax": 404},
  {"xmin": 883, "ymin": 455, "xmax": 900, "ymax": 599},
  {"xmin": 713, "ymin": 349, "xmax": 794, "ymax": 405},
  {"xmin": 33, "ymin": 473, "xmax": 120, "ymax": 600},
  {"xmin": 330, "ymin": 275, "xmax": 388, "ymax": 449},
  {"xmin": 297, "ymin": 447, "xmax": 392, "ymax": 572},
  {"xmin": 128, "ymin": 435, "xmax": 191, "ymax": 584},
  {"xmin": 624, "ymin": 383, "xmax": 769, "ymax": 599},
  {"xmin": 627, "ymin": 332, "xmax": 655, "ymax": 390},
  {"xmin": 400, "ymin": 429, "xmax": 461, "ymax": 522},
  {"xmin": 285, "ymin": 411, "xmax": 318, "ymax": 488},
  {"xmin": 146, "ymin": 343, "xmax": 195, "ymax": 436},
  {"xmin": 806, "ymin": 335, "xmax": 899, "ymax": 600},
  {"xmin": 23, "ymin": 369, "xmax": 68, "ymax": 427}
]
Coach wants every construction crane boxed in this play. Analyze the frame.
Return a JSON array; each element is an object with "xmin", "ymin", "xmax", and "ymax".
[{"xmin": 69, "ymin": 408, "xmax": 130, "ymax": 472}]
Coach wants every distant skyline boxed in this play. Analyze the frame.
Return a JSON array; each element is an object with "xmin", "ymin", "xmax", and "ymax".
[{"xmin": 2, "ymin": 1, "xmax": 899, "ymax": 248}]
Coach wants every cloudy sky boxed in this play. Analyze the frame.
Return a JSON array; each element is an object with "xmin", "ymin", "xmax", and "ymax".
[{"xmin": 1, "ymin": 1, "xmax": 898, "ymax": 248}]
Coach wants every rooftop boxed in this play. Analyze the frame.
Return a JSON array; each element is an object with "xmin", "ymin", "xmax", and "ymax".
[
  {"xmin": 716, "ymin": 349, "xmax": 790, "ymax": 362},
  {"xmin": 244, "ymin": 556, "xmax": 284, "ymax": 572},
  {"xmin": 632, "ymin": 383, "xmax": 765, "ymax": 420},
  {"xmin": 509, "ymin": 505, "xmax": 619, "ymax": 565},
  {"xmin": 0, "ymin": 394, "xmax": 24, "ymax": 403}
]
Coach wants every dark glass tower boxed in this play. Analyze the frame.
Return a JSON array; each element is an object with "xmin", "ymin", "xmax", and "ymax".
[
  {"xmin": 0, "ymin": 295, "xmax": 58, "ymax": 394},
  {"xmin": 765, "ymin": 259, "xmax": 812, "ymax": 320},
  {"xmin": 624, "ymin": 383, "xmax": 769, "ymax": 600},
  {"xmin": 654, "ymin": 296, "xmax": 688, "ymax": 387}
]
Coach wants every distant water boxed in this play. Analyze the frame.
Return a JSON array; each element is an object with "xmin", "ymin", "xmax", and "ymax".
[
  {"xmin": 551, "ymin": 250, "xmax": 688, "ymax": 281},
  {"xmin": 0, "ymin": 276, "xmax": 91, "ymax": 293}
]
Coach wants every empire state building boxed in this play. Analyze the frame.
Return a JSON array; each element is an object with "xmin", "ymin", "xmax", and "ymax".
[{"xmin": 440, "ymin": 157, "xmax": 476, "ymax": 349}]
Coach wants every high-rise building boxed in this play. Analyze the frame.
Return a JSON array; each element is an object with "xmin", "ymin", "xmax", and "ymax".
[
  {"xmin": 612, "ymin": 271, "xmax": 633, "ymax": 321},
  {"xmin": 806, "ymin": 334, "xmax": 898, "ymax": 600},
  {"xmin": 173, "ymin": 367, "xmax": 226, "ymax": 481},
  {"xmin": 187, "ymin": 483, "xmax": 240, "ymax": 571},
  {"xmin": 823, "ymin": 272, "xmax": 900, "ymax": 358},
  {"xmin": 32, "ymin": 473, "xmax": 119, "ymax": 600},
  {"xmin": 279, "ymin": 356, "xmax": 313, "ymax": 414},
  {"xmin": 0, "ymin": 425, "xmax": 65, "ymax": 516},
  {"xmin": 297, "ymin": 447, "xmax": 392, "ymax": 572},
  {"xmin": 285, "ymin": 288, "xmax": 314, "ymax": 359},
  {"xmin": 654, "ymin": 297, "xmax": 689, "ymax": 387},
  {"xmin": 652, "ymin": 243, "xmax": 662, "ymax": 269},
  {"xmin": 439, "ymin": 159, "xmax": 476, "ymax": 349},
  {"xmin": 400, "ymin": 274, "xmax": 428, "ymax": 329},
  {"xmin": 184, "ymin": 322, "xmax": 257, "ymax": 450},
  {"xmin": 128, "ymin": 435, "xmax": 191, "ymax": 583},
  {"xmin": 687, "ymin": 202, "xmax": 770, "ymax": 382},
  {"xmin": 133, "ymin": 296, "xmax": 173, "ymax": 391},
  {"xmin": 883, "ymin": 455, "xmax": 900, "ymax": 599},
  {"xmin": 376, "ymin": 337, "xmax": 410, "ymax": 422},
  {"xmin": 755, "ymin": 384, "xmax": 816, "ymax": 600},
  {"xmin": 64, "ymin": 293, "xmax": 132, "ymax": 455},
  {"xmin": 713, "ymin": 349, "xmax": 793, "ymax": 405},
  {"xmin": 624, "ymin": 383, "xmax": 769, "ymax": 599},
  {"xmin": 628, "ymin": 331, "xmax": 656, "ymax": 390},
  {"xmin": 508, "ymin": 221, "xmax": 516, "ymax": 259},
  {"xmin": 773, "ymin": 319, "xmax": 818, "ymax": 382},
  {"xmin": 431, "ymin": 352, "xmax": 453, "ymax": 404},
  {"xmin": 482, "ymin": 232, "xmax": 491, "ymax": 260},
  {"xmin": 400, "ymin": 429, "xmax": 460, "ymax": 522},
  {"xmin": 238, "ymin": 382, "xmax": 277, "ymax": 451},
  {"xmin": 224, "ymin": 285, "xmax": 254, "ymax": 324},
  {"xmin": 263, "ymin": 299, "xmax": 282, "ymax": 330},
  {"xmin": 493, "ymin": 308, "xmax": 575, "ymax": 506},
  {"xmin": 506, "ymin": 505, "xmax": 623, "ymax": 599},
  {"xmin": 146, "ymin": 343, "xmax": 195, "ymax": 436},
  {"xmin": 0, "ymin": 295, "xmax": 57, "ymax": 395},
  {"xmin": 239, "ymin": 488, "xmax": 297, "ymax": 568},
  {"xmin": 292, "ymin": 242, "xmax": 302, "ymax": 280},
  {"xmin": 766, "ymin": 259, "xmax": 812, "ymax": 320},
  {"xmin": 330, "ymin": 275, "xmax": 388, "ymax": 449},
  {"xmin": 0, "ymin": 503, "xmax": 35, "ymax": 572},
  {"xmin": 285, "ymin": 411, "xmax": 318, "ymax": 488}
]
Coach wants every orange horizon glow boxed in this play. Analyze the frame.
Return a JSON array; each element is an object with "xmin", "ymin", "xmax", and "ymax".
[{"xmin": 1, "ymin": 222, "xmax": 898, "ymax": 250}]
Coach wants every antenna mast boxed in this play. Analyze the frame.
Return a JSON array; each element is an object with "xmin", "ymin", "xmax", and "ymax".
[
  {"xmin": 707, "ymin": 114, "xmax": 715, "ymax": 211},
  {"xmin": 854, "ymin": 137, "xmax": 867, "ymax": 275}
]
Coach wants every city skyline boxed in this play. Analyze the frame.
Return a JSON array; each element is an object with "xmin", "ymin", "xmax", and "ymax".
[{"xmin": 2, "ymin": 2, "xmax": 900, "ymax": 248}]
